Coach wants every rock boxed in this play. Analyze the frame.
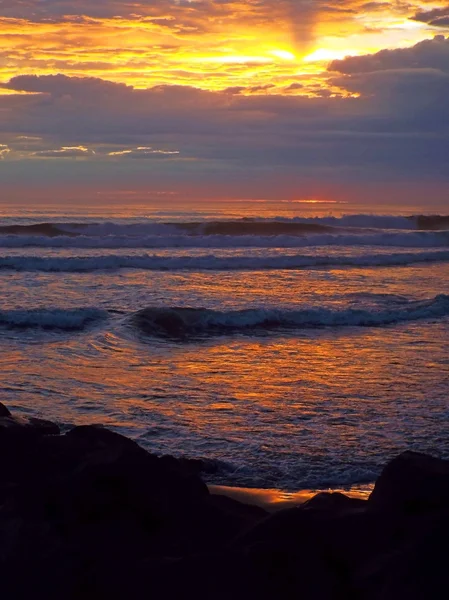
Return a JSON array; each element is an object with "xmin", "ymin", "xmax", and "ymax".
[
  {"xmin": 0, "ymin": 402, "xmax": 12, "ymax": 417},
  {"xmin": 355, "ymin": 512, "xmax": 449, "ymax": 599},
  {"xmin": 27, "ymin": 417, "xmax": 60, "ymax": 435},
  {"xmin": 67, "ymin": 424, "xmax": 209, "ymax": 496},
  {"xmin": 301, "ymin": 491, "xmax": 367, "ymax": 513},
  {"xmin": 368, "ymin": 451, "xmax": 449, "ymax": 513},
  {"xmin": 0, "ymin": 415, "xmax": 22, "ymax": 430},
  {"xmin": 243, "ymin": 540, "xmax": 344, "ymax": 599},
  {"xmin": 178, "ymin": 456, "xmax": 221, "ymax": 475},
  {"xmin": 0, "ymin": 413, "xmax": 60, "ymax": 435},
  {"xmin": 163, "ymin": 455, "xmax": 221, "ymax": 476},
  {"xmin": 67, "ymin": 424, "xmax": 140, "ymax": 450},
  {"xmin": 378, "ymin": 513, "xmax": 449, "ymax": 600},
  {"xmin": 234, "ymin": 491, "xmax": 426, "ymax": 596},
  {"xmin": 0, "ymin": 406, "xmax": 448, "ymax": 600}
]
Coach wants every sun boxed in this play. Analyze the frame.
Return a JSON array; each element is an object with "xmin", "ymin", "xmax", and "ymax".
[{"xmin": 270, "ymin": 50, "xmax": 296, "ymax": 61}]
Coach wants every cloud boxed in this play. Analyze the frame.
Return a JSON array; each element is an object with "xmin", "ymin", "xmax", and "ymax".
[
  {"xmin": 0, "ymin": 144, "xmax": 10, "ymax": 158},
  {"xmin": 31, "ymin": 146, "xmax": 94, "ymax": 158},
  {"xmin": 108, "ymin": 146, "xmax": 180, "ymax": 158},
  {"xmin": 3, "ymin": 74, "xmax": 132, "ymax": 96},
  {"xmin": 0, "ymin": 1, "xmax": 440, "ymax": 94},
  {"xmin": 0, "ymin": 4, "xmax": 448, "ymax": 199},
  {"xmin": 413, "ymin": 7, "xmax": 449, "ymax": 29},
  {"xmin": 0, "ymin": 33, "xmax": 448, "ymax": 194},
  {"xmin": 329, "ymin": 35, "xmax": 449, "ymax": 74},
  {"xmin": 328, "ymin": 35, "xmax": 449, "ymax": 126}
]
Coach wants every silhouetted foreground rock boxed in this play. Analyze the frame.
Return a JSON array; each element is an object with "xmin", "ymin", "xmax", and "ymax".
[{"xmin": 0, "ymin": 403, "xmax": 447, "ymax": 599}]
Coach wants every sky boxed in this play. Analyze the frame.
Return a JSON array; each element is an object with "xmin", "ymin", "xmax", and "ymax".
[{"xmin": 0, "ymin": 0, "xmax": 448, "ymax": 204}]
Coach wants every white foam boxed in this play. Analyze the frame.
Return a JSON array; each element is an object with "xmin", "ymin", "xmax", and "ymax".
[{"xmin": 132, "ymin": 295, "xmax": 449, "ymax": 335}]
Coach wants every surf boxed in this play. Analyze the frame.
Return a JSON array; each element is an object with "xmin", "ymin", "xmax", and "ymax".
[{"xmin": 130, "ymin": 295, "xmax": 449, "ymax": 338}]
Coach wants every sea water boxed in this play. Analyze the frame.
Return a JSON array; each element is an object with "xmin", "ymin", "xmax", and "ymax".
[{"xmin": 1, "ymin": 199, "xmax": 448, "ymax": 490}]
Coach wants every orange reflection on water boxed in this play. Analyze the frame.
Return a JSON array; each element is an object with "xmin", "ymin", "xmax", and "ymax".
[
  {"xmin": 209, "ymin": 485, "xmax": 372, "ymax": 512},
  {"xmin": 3, "ymin": 260, "xmax": 448, "ymax": 490}
]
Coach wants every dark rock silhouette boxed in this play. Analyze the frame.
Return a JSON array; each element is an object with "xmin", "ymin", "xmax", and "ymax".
[
  {"xmin": 368, "ymin": 450, "xmax": 449, "ymax": 513},
  {"xmin": 0, "ymin": 404, "xmax": 447, "ymax": 599}
]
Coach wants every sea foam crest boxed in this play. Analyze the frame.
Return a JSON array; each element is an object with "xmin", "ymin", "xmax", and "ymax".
[
  {"xmin": 0, "ymin": 308, "xmax": 108, "ymax": 330},
  {"xmin": 131, "ymin": 294, "xmax": 449, "ymax": 338},
  {"xmin": 1, "ymin": 250, "xmax": 449, "ymax": 272}
]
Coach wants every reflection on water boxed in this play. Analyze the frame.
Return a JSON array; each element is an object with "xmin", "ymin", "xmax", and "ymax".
[
  {"xmin": 209, "ymin": 484, "xmax": 373, "ymax": 512},
  {"xmin": 1, "ymin": 309, "xmax": 448, "ymax": 489},
  {"xmin": 0, "ymin": 206, "xmax": 448, "ymax": 491}
]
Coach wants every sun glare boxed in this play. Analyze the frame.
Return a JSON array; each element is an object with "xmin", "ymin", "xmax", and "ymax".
[
  {"xmin": 270, "ymin": 50, "xmax": 296, "ymax": 61},
  {"xmin": 303, "ymin": 48, "xmax": 355, "ymax": 63},
  {"xmin": 195, "ymin": 55, "xmax": 271, "ymax": 64}
]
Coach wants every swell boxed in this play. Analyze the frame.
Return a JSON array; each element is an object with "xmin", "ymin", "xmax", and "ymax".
[
  {"xmin": 0, "ymin": 230, "xmax": 448, "ymax": 249},
  {"xmin": 131, "ymin": 295, "xmax": 449, "ymax": 338},
  {"xmin": 1, "ymin": 250, "xmax": 449, "ymax": 272},
  {"xmin": 0, "ymin": 223, "xmax": 81, "ymax": 237},
  {"xmin": 0, "ymin": 308, "xmax": 108, "ymax": 330}
]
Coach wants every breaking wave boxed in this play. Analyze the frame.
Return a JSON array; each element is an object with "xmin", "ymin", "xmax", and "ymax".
[
  {"xmin": 1, "ymin": 250, "xmax": 449, "ymax": 272},
  {"xmin": 131, "ymin": 295, "xmax": 449, "ymax": 338},
  {"xmin": 0, "ymin": 308, "xmax": 108, "ymax": 330},
  {"xmin": 256, "ymin": 214, "xmax": 449, "ymax": 231},
  {"xmin": 2, "ymin": 295, "xmax": 448, "ymax": 336},
  {"xmin": 1, "ymin": 214, "xmax": 449, "ymax": 239}
]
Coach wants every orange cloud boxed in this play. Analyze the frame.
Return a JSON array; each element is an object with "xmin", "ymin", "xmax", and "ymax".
[{"xmin": 0, "ymin": 1, "xmax": 442, "ymax": 96}]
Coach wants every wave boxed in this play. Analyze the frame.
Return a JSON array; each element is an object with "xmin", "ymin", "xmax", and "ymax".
[
  {"xmin": 0, "ymin": 308, "xmax": 108, "ymax": 330},
  {"xmin": 130, "ymin": 295, "xmax": 449, "ymax": 338},
  {"xmin": 1, "ymin": 214, "xmax": 448, "ymax": 240},
  {"xmin": 2, "ymin": 294, "xmax": 448, "ymax": 335},
  {"xmin": 0, "ymin": 223, "xmax": 81, "ymax": 237},
  {"xmin": 0, "ymin": 230, "xmax": 448, "ymax": 250},
  {"xmin": 0, "ymin": 220, "xmax": 332, "ymax": 238},
  {"xmin": 256, "ymin": 214, "xmax": 449, "ymax": 231},
  {"xmin": 1, "ymin": 250, "xmax": 449, "ymax": 272}
]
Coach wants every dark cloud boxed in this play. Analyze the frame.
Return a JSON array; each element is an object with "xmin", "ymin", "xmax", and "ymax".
[
  {"xmin": 329, "ymin": 35, "xmax": 449, "ymax": 74},
  {"xmin": 327, "ymin": 36, "xmax": 449, "ymax": 148},
  {"xmin": 3, "ymin": 74, "xmax": 132, "ymax": 96},
  {"xmin": 413, "ymin": 7, "xmax": 449, "ymax": 28}
]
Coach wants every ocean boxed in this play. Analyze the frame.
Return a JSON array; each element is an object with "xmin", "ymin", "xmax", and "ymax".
[{"xmin": 1, "ymin": 199, "xmax": 448, "ymax": 491}]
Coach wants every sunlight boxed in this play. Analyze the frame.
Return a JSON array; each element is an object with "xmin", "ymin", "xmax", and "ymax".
[
  {"xmin": 0, "ymin": 0, "xmax": 439, "ymax": 95},
  {"xmin": 270, "ymin": 49, "xmax": 296, "ymax": 61},
  {"xmin": 303, "ymin": 48, "xmax": 355, "ymax": 63},
  {"xmin": 193, "ymin": 54, "xmax": 271, "ymax": 64}
]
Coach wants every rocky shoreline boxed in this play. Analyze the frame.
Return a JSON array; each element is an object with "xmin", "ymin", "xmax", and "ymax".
[{"xmin": 0, "ymin": 404, "xmax": 448, "ymax": 599}]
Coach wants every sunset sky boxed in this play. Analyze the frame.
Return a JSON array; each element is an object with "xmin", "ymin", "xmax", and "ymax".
[{"xmin": 0, "ymin": 0, "xmax": 448, "ymax": 203}]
